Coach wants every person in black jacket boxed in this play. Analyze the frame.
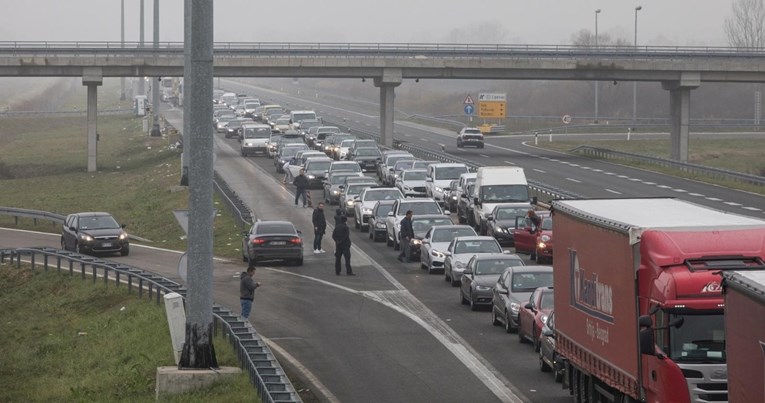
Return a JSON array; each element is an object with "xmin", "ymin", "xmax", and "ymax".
[
  {"xmin": 240, "ymin": 266, "xmax": 261, "ymax": 319},
  {"xmin": 312, "ymin": 202, "xmax": 327, "ymax": 254},
  {"xmin": 334, "ymin": 207, "xmax": 346, "ymax": 226},
  {"xmin": 332, "ymin": 216, "xmax": 354, "ymax": 275},
  {"xmin": 293, "ymin": 169, "xmax": 309, "ymax": 208},
  {"xmin": 397, "ymin": 210, "xmax": 415, "ymax": 263}
]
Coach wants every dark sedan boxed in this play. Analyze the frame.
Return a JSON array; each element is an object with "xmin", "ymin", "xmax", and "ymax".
[
  {"xmin": 485, "ymin": 205, "xmax": 530, "ymax": 245},
  {"xmin": 460, "ymin": 253, "xmax": 524, "ymax": 311},
  {"xmin": 539, "ymin": 310, "xmax": 565, "ymax": 382},
  {"xmin": 241, "ymin": 221, "xmax": 303, "ymax": 267},
  {"xmin": 350, "ymin": 148, "xmax": 382, "ymax": 172},
  {"xmin": 61, "ymin": 212, "xmax": 129, "ymax": 256}
]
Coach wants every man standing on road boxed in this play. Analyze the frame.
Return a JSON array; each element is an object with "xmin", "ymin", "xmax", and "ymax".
[
  {"xmin": 332, "ymin": 216, "xmax": 354, "ymax": 275},
  {"xmin": 312, "ymin": 202, "xmax": 327, "ymax": 254},
  {"xmin": 240, "ymin": 266, "xmax": 261, "ymax": 319},
  {"xmin": 334, "ymin": 207, "xmax": 346, "ymax": 226},
  {"xmin": 293, "ymin": 169, "xmax": 309, "ymax": 208},
  {"xmin": 397, "ymin": 210, "xmax": 415, "ymax": 263}
]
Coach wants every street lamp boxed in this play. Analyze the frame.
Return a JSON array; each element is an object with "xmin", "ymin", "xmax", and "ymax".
[
  {"xmin": 633, "ymin": 5, "xmax": 642, "ymax": 125},
  {"xmin": 594, "ymin": 9, "xmax": 601, "ymax": 123}
]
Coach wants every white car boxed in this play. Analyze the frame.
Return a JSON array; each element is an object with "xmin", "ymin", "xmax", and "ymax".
[
  {"xmin": 425, "ymin": 163, "xmax": 469, "ymax": 206},
  {"xmin": 240, "ymin": 124, "xmax": 272, "ymax": 157},
  {"xmin": 420, "ymin": 225, "xmax": 477, "ymax": 274},
  {"xmin": 337, "ymin": 139, "xmax": 356, "ymax": 160},
  {"xmin": 353, "ymin": 187, "xmax": 404, "ymax": 231},
  {"xmin": 328, "ymin": 161, "xmax": 363, "ymax": 177},
  {"xmin": 443, "ymin": 236, "xmax": 503, "ymax": 286},
  {"xmin": 395, "ymin": 169, "xmax": 428, "ymax": 198},
  {"xmin": 385, "ymin": 198, "xmax": 446, "ymax": 251}
]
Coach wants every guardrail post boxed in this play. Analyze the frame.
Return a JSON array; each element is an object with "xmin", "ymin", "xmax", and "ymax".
[
  {"xmin": 139, "ymin": 278, "xmax": 144, "ymax": 298},
  {"xmin": 30, "ymin": 252, "xmax": 35, "ymax": 270},
  {"xmin": 148, "ymin": 282, "xmax": 153, "ymax": 300},
  {"xmin": 81, "ymin": 262, "xmax": 86, "ymax": 280},
  {"xmin": 104, "ymin": 268, "xmax": 109, "ymax": 285},
  {"xmin": 116, "ymin": 271, "xmax": 120, "ymax": 287},
  {"xmin": 43, "ymin": 254, "xmax": 48, "ymax": 272},
  {"xmin": 128, "ymin": 274, "xmax": 133, "ymax": 294},
  {"xmin": 69, "ymin": 259, "xmax": 73, "ymax": 276},
  {"xmin": 92, "ymin": 265, "xmax": 97, "ymax": 284}
]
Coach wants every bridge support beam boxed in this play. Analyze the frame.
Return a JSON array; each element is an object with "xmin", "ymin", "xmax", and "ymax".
[
  {"xmin": 82, "ymin": 68, "xmax": 103, "ymax": 173},
  {"xmin": 374, "ymin": 69, "xmax": 402, "ymax": 148},
  {"xmin": 662, "ymin": 72, "xmax": 700, "ymax": 162}
]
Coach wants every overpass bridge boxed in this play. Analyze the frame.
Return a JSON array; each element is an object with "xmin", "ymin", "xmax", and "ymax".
[{"xmin": 3, "ymin": 41, "xmax": 765, "ymax": 169}]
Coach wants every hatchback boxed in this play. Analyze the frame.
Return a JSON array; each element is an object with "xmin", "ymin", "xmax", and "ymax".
[{"xmin": 61, "ymin": 212, "xmax": 129, "ymax": 256}]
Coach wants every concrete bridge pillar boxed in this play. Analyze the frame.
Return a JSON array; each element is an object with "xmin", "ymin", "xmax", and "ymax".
[
  {"xmin": 82, "ymin": 68, "xmax": 103, "ymax": 172},
  {"xmin": 662, "ymin": 72, "xmax": 700, "ymax": 162},
  {"xmin": 374, "ymin": 69, "xmax": 402, "ymax": 148}
]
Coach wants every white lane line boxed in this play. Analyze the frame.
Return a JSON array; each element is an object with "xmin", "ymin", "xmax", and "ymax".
[
  {"xmin": 569, "ymin": 163, "xmax": 580, "ymax": 167},
  {"xmin": 504, "ymin": 160, "xmax": 516, "ymax": 165},
  {"xmin": 580, "ymin": 166, "xmax": 592, "ymax": 170},
  {"xmin": 724, "ymin": 202, "xmax": 742, "ymax": 206},
  {"xmin": 480, "ymin": 154, "xmax": 490, "ymax": 158},
  {"xmin": 656, "ymin": 185, "xmax": 671, "ymax": 189},
  {"xmin": 604, "ymin": 172, "xmax": 616, "ymax": 175},
  {"xmin": 688, "ymin": 193, "xmax": 705, "ymax": 197},
  {"xmin": 706, "ymin": 197, "xmax": 722, "ymax": 201},
  {"xmin": 643, "ymin": 181, "xmax": 656, "ymax": 185},
  {"xmin": 533, "ymin": 168, "xmax": 547, "ymax": 174},
  {"xmin": 605, "ymin": 189, "xmax": 622, "ymax": 194},
  {"xmin": 592, "ymin": 169, "xmax": 603, "ymax": 172},
  {"xmin": 743, "ymin": 206, "xmax": 762, "ymax": 211},
  {"xmin": 566, "ymin": 178, "xmax": 582, "ymax": 183},
  {"xmin": 617, "ymin": 175, "xmax": 629, "ymax": 179},
  {"xmin": 549, "ymin": 159, "xmax": 559, "ymax": 162},
  {"xmin": 673, "ymin": 189, "xmax": 688, "ymax": 193},
  {"xmin": 629, "ymin": 178, "xmax": 642, "ymax": 182}
]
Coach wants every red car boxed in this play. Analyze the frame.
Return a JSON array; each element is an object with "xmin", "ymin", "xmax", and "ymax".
[
  {"xmin": 517, "ymin": 286, "xmax": 554, "ymax": 352},
  {"xmin": 512, "ymin": 212, "xmax": 553, "ymax": 264}
]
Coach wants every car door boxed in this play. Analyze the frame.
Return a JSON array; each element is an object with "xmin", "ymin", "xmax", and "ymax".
[
  {"xmin": 512, "ymin": 216, "xmax": 537, "ymax": 254},
  {"xmin": 386, "ymin": 201, "xmax": 400, "ymax": 240},
  {"xmin": 492, "ymin": 271, "xmax": 507, "ymax": 315},
  {"xmin": 62, "ymin": 214, "xmax": 75, "ymax": 249},
  {"xmin": 461, "ymin": 256, "xmax": 477, "ymax": 299},
  {"xmin": 520, "ymin": 289, "xmax": 541, "ymax": 339},
  {"xmin": 421, "ymin": 228, "xmax": 434, "ymax": 266}
]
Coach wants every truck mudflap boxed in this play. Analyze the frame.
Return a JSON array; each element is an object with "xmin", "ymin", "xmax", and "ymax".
[{"xmin": 559, "ymin": 335, "xmax": 640, "ymax": 399}]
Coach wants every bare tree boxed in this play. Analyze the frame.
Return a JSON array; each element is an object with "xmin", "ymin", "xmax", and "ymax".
[{"xmin": 725, "ymin": 0, "xmax": 765, "ymax": 48}]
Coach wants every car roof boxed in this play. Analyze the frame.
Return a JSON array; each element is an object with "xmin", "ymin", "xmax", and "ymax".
[
  {"xmin": 453, "ymin": 235, "xmax": 499, "ymax": 242},
  {"xmin": 503, "ymin": 265, "xmax": 553, "ymax": 274},
  {"xmin": 402, "ymin": 169, "xmax": 427, "ymax": 174},
  {"xmin": 399, "ymin": 198, "xmax": 439, "ymax": 204},
  {"xmin": 71, "ymin": 212, "xmax": 114, "ymax": 218},
  {"xmin": 471, "ymin": 253, "xmax": 523, "ymax": 261}
]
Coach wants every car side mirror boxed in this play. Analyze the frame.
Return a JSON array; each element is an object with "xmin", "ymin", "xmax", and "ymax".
[
  {"xmin": 463, "ymin": 268, "xmax": 472, "ymax": 275},
  {"xmin": 296, "ymin": 230, "xmax": 302, "ymax": 235},
  {"xmin": 121, "ymin": 224, "xmax": 127, "ymax": 229},
  {"xmin": 69, "ymin": 226, "xmax": 77, "ymax": 231},
  {"xmin": 524, "ymin": 302, "xmax": 534, "ymax": 310},
  {"xmin": 542, "ymin": 328, "xmax": 553, "ymax": 337},
  {"xmin": 422, "ymin": 240, "xmax": 430, "ymax": 245},
  {"xmin": 487, "ymin": 217, "xmax": 494, "ymax": 222},
  {"xmin": 443, "ymin": 210, "xmax": 450, "ymax": 215},
  {"xmin": 426, "ymin": 178, "xmax": 433, "ymax": 182},
  {"xmin": 387, "ymin": 212, "xmax": 394, "ymax": 216},
  {"xmin": 499, "ymin": 289, "xmax": 508, "ymax": 295}
]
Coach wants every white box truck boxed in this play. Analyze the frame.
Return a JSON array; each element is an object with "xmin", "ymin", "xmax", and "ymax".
[{"xmin": 471, "ymin": 166, "xmax": 534, "ymax": 235}]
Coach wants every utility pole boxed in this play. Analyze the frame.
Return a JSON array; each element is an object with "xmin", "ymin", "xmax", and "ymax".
[
  {"xmin": 150, "ymin": 0, "xmax": 162, "ymax": 136},
  {"xmin": 180, "ymin": 0, "xmax": 191, "ymax": 186},
  {"xmin": 178, "ymin": 0, "xmax": 217, "ymax": 368},
  {"xmin": 594, "ymin": 9, "xmax": 601, "ymax": 123},
  {"xmin": 633, "ymin": 5, "xmax": 642, "ymax": 125},
  {"xmin": 137, "ymin": 0, "xmax": 145, "ymax": 97},
  {"xmin": 120, "ymin": 0, "xmax": 126, "ymax": 101}
]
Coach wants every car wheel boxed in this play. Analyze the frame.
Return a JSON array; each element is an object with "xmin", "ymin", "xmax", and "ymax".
[
  {"xmin": 553, "ymin": 355, "xmax": 564, "ymax": 382},
  {"xmin": 296, "ymin": 258, "xmax": 303, "ymax": 266},
  {"xmin": 120, "ymin": 245, "xmax": 130, "ymax": 256},
  {"xmin": 492, "ymin": 309, "xmax": 501, "ymax": 326},
  {"xmin": 505, "ymin": 312, "xmax": 514, "ymax": 334},
  {"xmin": 539, "ymin": 349, "xmax": 551, "ymax": 373},
  {"xmin": 469, "ymin": 292, "xmax": 478, "ymax": 311},
  {"xmin": 460, "ymin": 290, "xmax": 468, "ymax": 305}
]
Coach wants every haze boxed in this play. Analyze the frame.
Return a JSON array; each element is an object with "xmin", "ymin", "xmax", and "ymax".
[{"xmin": 0, "ymin": 0, "xmax": 734, "ymax": 46}]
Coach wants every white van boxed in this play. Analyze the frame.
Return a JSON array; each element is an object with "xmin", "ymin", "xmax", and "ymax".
[
  {"xmin": 289, "ymin": 110, "xmax": 318, "ymax": 130},
  {"xmin": 425, "ymin": 163, "xmax": 469, "ymax": 206},
  {"xmin": 471, "ymin": 166, "xmax": 534, "ymax": 235},
  {"xmin": 240, "ymin": 124, "xmax": 272, "ymax": 157}
]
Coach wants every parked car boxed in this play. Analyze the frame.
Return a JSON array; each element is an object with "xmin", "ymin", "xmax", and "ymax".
[
  {"xmin": 457, "ymin": 183, "xmax": 477, "ymax": 226},
  {"xmin": 420, "ymin": 225, "xmax": 477, "ymax": 274},
  {"xmin": 307, "ymin": 126, "xmax": 340, "ymax": 149},
  {"xmin": 512, "ymin": 211, "xmax": 553, "ymax": 263},
  {"xmin": 538, "ymin": 310, "xmax": 565, "ymax": 382},
  {"xmin": 323, "ymin": 172, "xmax": 360, "ymax": 205},
  {"xmin": 347, "ymin": 139, "xmax": 378, "ymax": 159},
  {"xmin": 61, "ymin": 212, "xmax": 129, "ymax": 256},
  {"xmin": 368, "ymin": 201, "xmax": 396, "ymax": 242},
  {"xmin": 303, "ymin": 158, "xmax": 334, "ymax": 189},
  {"xmin": 444, "ymin": 180, "xmax": 461, "ymax": 214},
  {"xmin": 353, "ymin": 187, "xmax": 404, "ymax": 231},
  {"xmin": 339, "ymin": 180, "xmax": 377, "ymax": 216},
  {"xmin": 336, "ymin": 138, "xmax": 356, "ymax": 160},
  {"xmin": 385, "ymin": 198, "xmax": 445, "ymax": 251},
  {"xmin": 491, "ymin": 265, "xmax": 553, "ymax": 333},
  {"xmin": 275, "ymin": 143, "xmax": 309, "ymax": 173},
  {"xmin": 486, "ymin": 204, "xmax": 534, "ymax": 246},
  {"xmin": 460, "ymin": 253, "xmax": 524, "ymax": 311},
  {"xmin": 518, "ymin": 286, "xmax": 555, "ymax": 352},
  {"xmin": 241, "ymin": 220, "xmax": 303, "ymax": 267},
  {"xmin": 296, "ymin": 118, "xmax": 321, "ymax": 137},
  {"xmin": 328, "ymin": 161, "xmax": 363, "ymax": 177},
  {"xmin": 395, "ymin": 169, "xmax": 428, "ymax": 198},
  {"xmin": 406, "ymin": 214, "xmax": 454, "ymax": 258},
  {"xmin": 377, "ymin": 151, "xmax": 413, "ymax": 182},
  {"xmin": 349, "ymin": 147, "xmax": 382, "ymax": 173},
  {"xmin": 272, "ymin": 116, "xmax": 292, "ymax": 134},
  {"xmin": 443, "ymin": 236, "xmax": 503, "ymax": 286},
  {"xmin": 456, "ymin": 127, "xmax": 485, "ymax": 148}
]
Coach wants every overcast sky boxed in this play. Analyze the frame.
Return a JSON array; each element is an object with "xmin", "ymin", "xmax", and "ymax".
[{"xmin": 0, "ymin": 0, "xmax": 736, "ymax": 46}]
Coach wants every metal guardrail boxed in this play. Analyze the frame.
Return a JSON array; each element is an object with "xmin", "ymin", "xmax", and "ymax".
[
  {"xmin": 571, "ymin": 145, "xmax": 765, "ymax": 187},
  {"xmin": 213, "ymin": 171, "xmax": 255, "ymax": 227},
  {"xmin": 0, "ymin": 246, "xmax": 301, "ymax": 403},
  {"xmin": 0, "ymin": 109, "xmax": 132, "ymax": 117}
]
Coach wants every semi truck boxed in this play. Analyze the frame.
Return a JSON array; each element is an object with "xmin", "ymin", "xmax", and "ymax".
[
  {"xmin": 550, "ymin": 198, "xmax": 765, "ymax": 403},
  {"xmin": 722, "ymin": 270, "xmax": 765, "ymax": 402}
]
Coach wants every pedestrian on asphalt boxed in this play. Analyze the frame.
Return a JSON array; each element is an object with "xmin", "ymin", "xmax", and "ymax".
[
  {"xmin": 282, "ymin": 160, "xmax": 291, "ymax": 184},
  {"xmin": 312, "ymin": 202, "xmax": 327, "ymax": 254},
  {"xmin": 527, "ymin": 209, "xmax": 541, "ymax": 229},
  {"xmin": 240, "ymin": 266, "xmax": 261, "ymax": 319},
  {"xmin": 293, "ymin": 169, "xmax": 309, "ymax": 208},
  {"xmin": 397, "ymin": 210, "xmax": 415, "ymax": 263},
  {"xmin": 332, "ymin": 216, "xmax": 354, "ymax": 275},
  {"xmin": 334, "ymin": 207, "xmax": 346, "ymax": 226}
]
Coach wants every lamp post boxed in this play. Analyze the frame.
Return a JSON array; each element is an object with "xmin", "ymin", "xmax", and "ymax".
[
  {"xmin": 150, "ymin": 0, "xmax": 162, "ymax": 137},
  {"xmin": 633, "ymin": 5, "xmax": 642, "ymax": 125},
  {"xmin": 594, "ymin": 9, "xmax": 601, "ymax": 123}
]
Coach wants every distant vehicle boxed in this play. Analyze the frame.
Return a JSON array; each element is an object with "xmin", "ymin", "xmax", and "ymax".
[
  {"xmin": 485, "ymin": 204, "xmax": 534, "ymax": 246},
  {"xmin": 385, "ymin": 198, "xmax": 445, "ymax": 251},
  {"xmin": 304, "ymin": 158, "xmax": 334, "ymax": 189},
  {"xmin": 307, "ymin": 126, "xmax": 340, "ymax": 149},
  {"xmin": 219, "ymin": 92, "xmax": 238, "ymax": 107},
  {"xmin": 406, "ymin": 214, "xmax": 454, "ymax": 260},
  {"xmin": 538, "ymin": 310, "xmax": 565, "ymax": 382},
  {"xmin": 275, "ymin": 144, "xmax": 309, "ymax": 173},
  {"xmin": 353, "ymin": 187, "xmax": 404, "ymax": 231},
  {"xmin": 456, "ymin": 127, "xmax": 484, "ymax": 148},
  {"xmin": 61, "ymin": 212, "xmax": 129, "ymax": 256},
  {"xmin": 368, "ymin": 200, "xmax": 396, "ymax": 242},
  {"xmin": 289, "ymin": 110, "xmax": 318, "ymax": 130},
  {"xmin": 349, "ymin": 148, "xmax": 382, "ymax": 173},
  {"xmin": 472, "ymin": 166, "xmax": 532, "ymax": 235},
  {"xmin": 443, "ymin": 236, "xmax": 503, "ymax": 286},
  {"xmin": 425, "ymin": 163, "xmax": 469, "ymax": 206},
  {"xmin": 491, "ymin": 265, "xmax": 553, "ymax": 333},
  {"xmin": 323, "ymin": 172, "xmax": 361, "ymax": 205},
  {"xmin": 512, "ymin": 213, "xmax": 553, "ymax": 263},
  {"xmin": 339, "ymin": 181, "xmax": 377, "ymax": 216},
  {"xmin": 395, "ymin": 169, "xmax": 428, "ymax": 198},
  {"xmin": 241, "ymin": 221, "xmax": 303, "ymax": 267},
  {"xmin": 419, "ymin": 225, "xmax": 477, "ymax": 274},
  {"xmin": 460, "ymin": 253, "xmax": 525, "ymax": 311}
]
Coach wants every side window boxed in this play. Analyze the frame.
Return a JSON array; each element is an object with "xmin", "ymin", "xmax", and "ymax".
[
  {"xmin": 504, "ymin": 273, "xmax": 512, "ymax": 289},
  {"xmin": 529, "ymin": 290, "xmax": 538, "ymax": 306}
]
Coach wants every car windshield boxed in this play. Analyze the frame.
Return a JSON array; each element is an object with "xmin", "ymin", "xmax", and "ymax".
[
  {"xmin": 364, "ymin": 190, "xmax": 401, "ymax": 201},
  {"xmin": 480, "ymin": 185, "xmax": 530, "ymax": 203},
  {"xmin": 403, "ymin": 171, "xmax": 427, "ymax": 180},
  {"xmin": 412, "ymin": 217, "xmax": 453, "ymax": 233},
  {"xmin": 375, "ymin": 204, "xmax": 394, "ymax": 217},
  {"xmin": 307, "ymin": 161, "xmax": 332, "ymax": 172},
  {"xmin": 539, "ymin": 291, "xmax": 555, "ymax": 310},
  {"xmin": 281, "ymin": 146, "xmax": 306, "ymax": 157},
  {"xmin": 454, "ymin": 240, "xmax": 501, "ymax": 254},
  {"xmin": 395, "ymin": 161, "xmax": 416, "ymax": 170},
  {"xmin": 400, "ymin": 201, "xmax": 441, "ymax": 215},
  {"xmin": 255, "ymin": 223, "xmax": 295, "ymax": 235},
  {"xmin": 245, "ymin": 102, "xmax": 259, "ymax": 109},
  {"xmin": 356, "ymin": 149, "xmax": 381, "ymax": 157},
  {"xmin": 496, "ymin": 207, "xmax": 529, "ymax": 220},
  {"xmin": 331, "ymin": 175, "xmax": 355, "ymax": 185},
  {"xmin": 276, "ymin": 118, "xmax": 291, "ymax": 124},
  {"xmin": 413, "ymin": 161, "xmax": 435, "ymax": 169},
  {"xmin": 434, "ymin": 166, "xmax": 468, "ymax": 180},
  {"xmin": 244, "ymin": 127, "xmax": 271, "ymax": 139},
  {"xmin": 476, "ymin": 258, "xmax": 523, "ymax": 275},
  {"xmin": 79, "ymin": 215, "xmax": 120, "ymax": 230},
  {"xmin": 664, "ymin": 312, "xmax": 726, "ymax": 364},
  {"xmin": 347, "ymin": 184, "xmax": 371, "ymax": 195},
  {"xmin": 340, "ymin": 140, "xmax": 355, "ymax": 147},
  {"xmin": 386, "ymin": 155, "xmax": 413, "ymax": 166},
  {"xmin": 228, "ymin": 120, "xmax": 244, "ymax": 128},
  {"xmin": 332, "ymin": 164, "xmax": 361, "ymax": 172},
  {"xmin": 432, "ymin": 228, "xmax": 475, "ymax": 243},
  {"xmin": 511, "ymin": 272, "xmax": 554, "ymax": 293},
  {"xmin": 293, "ymin": 113, "xmax": 316, "ymax": 122},
  {"xmin": 541, "ymin": 217, "xmax": 553, "ymax": 230}
]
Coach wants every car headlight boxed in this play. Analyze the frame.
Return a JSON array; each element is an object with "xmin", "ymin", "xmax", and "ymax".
[
  {"xmin": 403, "ymin": 186, "xmax": 411, "ymax": 191},
  {"xmin": 119, "ymin": 233, "xmax": 128, "ymax": 240},
  {"xmin": 362, "ymin": 208, "xmax": 373, "ymax": 214},
  {"xmin": 454, "ymin": 261, "xmax": 466, "ymax": 269},
  {"xmin": 510, "ymin": 302, "xmax": 521, "ymax": 313},
  {"xmin": 375, "ymin": 223, "xmax": 387, "ymax": 229},
  {"xmin": 541, "ymin": 315, "xmax": 549, "ymax": 325},
  {"xmin": 537, "ymin": 242, "xmax": 547, "ymax": 249},
  {"xmin": 431, "ymin": 250, "xmax": 445, "ymax": 258},
  {"xmin": 411, "ymin": 239, "xmax": 422, "ymax": 246},
  {"xmin": 332, "ymin": 190, "xmax": 340, "ymax": 195},
  {"xmin": 346, "ymin": 200, "xmax": 355, "ymax": 206},
  {"xmin": 435, "ymin": 186, "xmax": 443, "ymax": 193},
  {"xmin": 476, "ymin": 285, "xmax": 491, "ymax": 291},
  {"xmin": 494, "ymin": 226, "xmax": 505, "ymax": 233},
  {"xmin": 245, "ymin": 142, "xmax": 254, "ymax": 147},
  {"xmin": 451, "ymin": 195, "xmax": 458, "ymax": 200},
  {"xmin": 541, "ymin": 235, "xmax": 551, "ymax": 242},
  {"xmin": 80, "ymin": 234, "xmax": 94, "ymax": 242}
]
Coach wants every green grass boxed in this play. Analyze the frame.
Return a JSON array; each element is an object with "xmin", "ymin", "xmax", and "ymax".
[
  {"xmin": 0, "ymin": 266, "xmax": 256, "ymax": 402},
  {"xmin": 533, "ymin": 138, "xmax": 765, "ymax": 195}
]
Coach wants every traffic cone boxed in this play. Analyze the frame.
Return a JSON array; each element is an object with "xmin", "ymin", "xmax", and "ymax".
[{"xmin": 306, "ymin": 190, "xmax": 313, "ymax": 208}]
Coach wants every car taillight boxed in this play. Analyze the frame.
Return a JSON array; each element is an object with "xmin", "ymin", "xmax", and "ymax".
[
  {"xmin": 252, "ymin": 238, "xmax": 266, "ymax": 245},
  {"xmin": 290, "ymin": 237, "xmax": 302, "ymax": 244}
]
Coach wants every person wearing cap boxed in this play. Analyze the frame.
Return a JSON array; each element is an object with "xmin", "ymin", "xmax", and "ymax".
[{"xmin": 332, "ymin": 216, "xmax": 354, "ymax": 275}]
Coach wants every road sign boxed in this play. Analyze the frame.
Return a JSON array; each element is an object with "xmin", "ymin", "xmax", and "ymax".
[
  {"xmin": 478, "ymin": 93, "xmax": 507, "ymax": 102},
  {"xmin": 464, "ymin": 104, "xmax": 474, "ymax": 115},
  {"xmin": 463, "ymin": 95, "xmax": 474, "ymax": 105},
  {"xmin": 479, "ymin": 101, "xmax": 506, "ymax": 118},
  {"xmin": 562, "ymin": 114, "xmax": 572, "ymax": 125}
]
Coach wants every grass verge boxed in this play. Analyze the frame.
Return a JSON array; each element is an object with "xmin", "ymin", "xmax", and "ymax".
[{"xmin": 0, "ymin": 266, "xmax": 256, "ymax": 402}]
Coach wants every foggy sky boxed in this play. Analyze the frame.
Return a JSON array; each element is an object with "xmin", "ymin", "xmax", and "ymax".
[{"xmin": 0, "ymin": 1, "xmax": 736, "ymax": 46}]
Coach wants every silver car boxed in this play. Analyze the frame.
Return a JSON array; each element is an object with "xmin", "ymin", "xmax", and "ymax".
[
  {"xmin": 460, "ymin": 253, "xmax": 524, "ymax": 311},
  {"xmin": 490, "ymin": 265, "xmax": 554, "ymax": 333},
  {"xmin": 353, "ymin": 187, "xmax": 404, "ymax": 231},
  {"xmin": 420, "ymin": 225, "xmax": 476, "ymax": 274},
  {"xmin": 443, "ymin": 236, "xmax": 503, "ymax": 286}
]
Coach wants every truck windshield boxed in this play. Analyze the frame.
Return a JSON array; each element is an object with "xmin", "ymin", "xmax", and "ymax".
[
  {"xmin": 480, "ymin": 184, "xmax": 530, "ymax": 203},
  {"xmin": 665, "ymin": 312, "xmax": 726, "ymax": 364}
]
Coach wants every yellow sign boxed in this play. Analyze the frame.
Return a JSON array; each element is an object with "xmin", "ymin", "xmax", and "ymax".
[{"xmin": 479, "ymin": 101, "xmax": 506, "ymax": 118}]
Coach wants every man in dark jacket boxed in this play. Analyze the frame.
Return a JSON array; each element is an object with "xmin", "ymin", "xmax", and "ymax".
[
  {"xmin": 293, "ymin": 169, "xmax": 309, "ymax": 207},
  {"xmin": 332, "ymin": 216, "xmax": 354, "ymax": 275},
  {"xmin": 334, "ymin": 207, "xmax": 346, "ymax": 226},
  {"xmin": 397, "ymin": 210, "xmax": 415, "ymax": 262},
  {"xmin": 240, "ymin": 266, "xmax": 261, "ymax": 319},
  {"xmin": 312, "ymin": 202, "xmax": 327, "ymax": 254}
]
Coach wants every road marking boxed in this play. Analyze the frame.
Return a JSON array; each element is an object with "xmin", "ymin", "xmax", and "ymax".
[
  {"xmin": 504, "ymin": 160, "xmax": 516, "ymax": 165},
  {"xmin": 706, "ymin": 197, "xmax": 722, "ymax": 201},
  {"xmin": 480, "ymin": 154, "xmax": 490, "ymax": 158},
  {"xmin": 743, "ymin": 206, "xmax": 762, "ymax": 211},
  {"xmin": 262, "ymin": 337, "xmax": 342, "ymax": 403},
  {"xmin": 569, "ymin": 163, "xmax": 580, "ymax": 167},
  {"xmin": 605, "ymin": 188, "xmax": 622, "ymax": 194},
  {"xmin": 604, "ymin": 172, "xmax": 616, "ymax": 175},
  {"xmin": 643, "ymin": 181, "xmax": 656, "ymax": 185},
  {"xmin": 533, "ymin": 168, "xmax": 546, "ymax": 173},
  {"xmin": 673, "ymin": 188, "xmax": 688, "ymax": 193},
  {"xmin": 656, "ymin": 185, "xmax": 671, "ymax": 189},
  {"xmin": 724, "ymin": 202, "xmax": 742, "ymax": 206},
  {"xmin": 688, "ymin": 193, "xmax": 704, "ymax": 197},
  {"xmin": 580, "ymin": 166, "xmax": 592, "ymax": 170},
  {"xmin": 591, "ymin": 169, "xmax": 603, "ymax": 172},
  {"xmin": 629, "ymin": 178, "xmax": 642, "ymax": 182},
  {"xmin": 617, "ymin": 175, "xmax": 629, "ymax": 179},
  {"xmin": 566, "ymin": 178, "xmax": 582, "ymax": 183}
]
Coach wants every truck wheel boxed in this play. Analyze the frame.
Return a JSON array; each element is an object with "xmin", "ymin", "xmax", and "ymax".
[{"xmin": 539, "ymin": 350, "xmax": 551, "ymax": 372}]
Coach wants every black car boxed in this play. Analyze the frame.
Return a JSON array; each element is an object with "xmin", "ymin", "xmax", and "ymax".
[
  {"xmin": 407, "ymin": 214, "xmax": 454, "ymax": 259},
  {"xmin": 368, "ymin": 200, "xmax": 395, "ymax": 242},
  {"xmin": 539, "ymin": 310, "xmax": 565, "ymax": 382},
  {"xmin": 61, "ymin": 212, "xmax": 129, "ymax": 256},
  {"xmin": 349, "ymin": 147, "xmax": 382, "ymax": 172},
  {"xmin": 241, "ymin": 221, "xmax": 303, "ymax": 267},
  {"xmin": 485, "ymin": 205, "xmax": 531, "ymax": 245}
]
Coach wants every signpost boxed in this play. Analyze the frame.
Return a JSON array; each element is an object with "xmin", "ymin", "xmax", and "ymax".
[
  {"xmin": 562, "ymin": 114, "xmax": 572, "ymax": 125},
  {"xmin": 478, "ymin": 93, "xmax": 507, "ymax": 119},
  {"xmin": 464, "ymin": 95, "xmax": 475, "ymax": 122},
  {"xmin": 464, "ymin": 104, "xmax": 474, "ymax": 116}
]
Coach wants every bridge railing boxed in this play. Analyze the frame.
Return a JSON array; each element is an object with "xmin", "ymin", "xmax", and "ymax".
[{"xmin": 0, "ymin": 246, "xmax": 301, "ymax": 403}]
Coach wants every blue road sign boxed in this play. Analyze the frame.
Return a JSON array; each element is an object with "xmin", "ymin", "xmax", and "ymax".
[{"xmin": 464, "ymin": 104, "xmax": 474, "ymax": 115}]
